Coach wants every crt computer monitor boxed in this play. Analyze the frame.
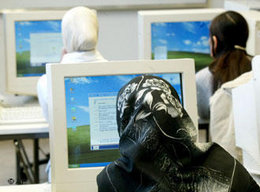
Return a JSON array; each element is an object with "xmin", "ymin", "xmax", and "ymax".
[
  {"xmin": 232, "ymin": 55, "xmax": 260, "ymax": 175},
  {"xmin": 240, "ymin": 10, "xmax": 260, "ymax": 56},
  {"xmin": 0, "ymin": 10, "xmax": 66, "ymax": 96},
  {"xmin": 138, "ymin": 8, "xmax": 226, "ymax": 72},
  {"xmin": 47, "ymin": 59, "xmax": 197, "ymax": 192}
]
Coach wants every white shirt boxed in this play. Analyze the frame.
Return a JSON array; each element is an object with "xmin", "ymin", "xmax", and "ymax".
[
  {"xmin": 209, "ymin": 71, "xmax": 252, "ymax": 158},
  {"xmin": 196, "ymin": 67, "xmax": 214, "ymax": 121}
]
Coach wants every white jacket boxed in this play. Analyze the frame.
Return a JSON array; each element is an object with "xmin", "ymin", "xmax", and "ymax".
[
  {"xmin": 196, "ymin": 67, "xmax": 214, "ymax": 121},
  {"xmin": 209, "ymin": 71, "xmax": 253, "ymax": 158}
]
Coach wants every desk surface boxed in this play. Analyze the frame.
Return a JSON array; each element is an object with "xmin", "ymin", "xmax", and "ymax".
[
  {"xmin": 0, "ymin": 183, "xmax": 51, "ymax": 192},
  {"xmin": 0, "ymin": 123, "xmax": 49, "ymax": 136}
]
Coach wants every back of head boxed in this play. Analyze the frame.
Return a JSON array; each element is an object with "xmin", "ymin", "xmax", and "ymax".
[
  {"xmin": 116, "ymin": 75, "xmax": 198, "ymax": 159},
  {"xmin": 210, "ymin": 11, "xmax": 249, "ymax": 56},
  {"xmin": 62, "ymin": 6, "xmax": 98, "ymax": 53},
  {"xmin": 209, "ymin": 11, "xmax": 251, "ymax": 90}
]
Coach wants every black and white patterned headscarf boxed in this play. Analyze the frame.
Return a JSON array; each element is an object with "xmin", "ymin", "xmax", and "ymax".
[{"xmin": 97, "ymin": 75, "xmax": 259, "ymax": 192}]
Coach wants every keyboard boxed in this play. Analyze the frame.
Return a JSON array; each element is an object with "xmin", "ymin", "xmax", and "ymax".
[{"xmin": 0, "ymin": 104, "xmax": 47, "ymax": 125}]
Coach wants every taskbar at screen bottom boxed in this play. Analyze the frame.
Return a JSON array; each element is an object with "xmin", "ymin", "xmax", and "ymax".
[{"xmin": 69, "ymin": 162, "xmax": 111, "ymax": 168}]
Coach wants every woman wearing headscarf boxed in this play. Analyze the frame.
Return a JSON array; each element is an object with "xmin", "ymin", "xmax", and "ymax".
[
  {"xmin": 97, "ymin": 75, "xmax": 259, "ymax": 192},
  {"xmin": 37, "ymin": 6, "xmax": 106, "ymax": 182},
  {"xmin": 38, "ymin": 6, "xmax": 106, "ymax": 122}
]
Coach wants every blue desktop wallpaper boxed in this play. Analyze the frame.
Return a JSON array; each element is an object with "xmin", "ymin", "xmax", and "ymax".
[
  {"xmin": 15, "ymin": 20, "xmax": 61, "ymax": 53},
  {"xmin": 152, "ymin": 21, "xmax": 211, "ymax": 54},
  {"xmin": 151, "ymin": 21, "xmax": 212, "ymax": 71},
  {"xmin": 15, "ymin": 20, "xmax": 62, "ymax": 76},
  {"xmin": 64, "ymin": 74, "xmax": 182, "ymax": 128}
]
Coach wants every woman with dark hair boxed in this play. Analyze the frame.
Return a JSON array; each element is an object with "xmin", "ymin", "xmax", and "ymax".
[
  {"xmin": 196, "ymin": 11, "xmax": 252, "ymax": 121},
  {"xmin": 97, "ymin": 75, "xmax": 259, "ymax": 192}
]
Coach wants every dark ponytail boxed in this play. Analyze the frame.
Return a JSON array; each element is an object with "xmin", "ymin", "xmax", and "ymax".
[{"xmin": 209, "ymin": 11, "xmax": 252, "ymax": 92}]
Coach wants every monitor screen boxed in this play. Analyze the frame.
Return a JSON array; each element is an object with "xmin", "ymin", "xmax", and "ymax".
[
  {"xmin": 151, "ymin": 21, "xmax": 212, "ymax": 71},
  {"xmin": 15, "ymin": 20, "xmax": 62, "ymax": 77},
  {"xmin": 138, "ymin": 8, "xmax": 225, "ymax": 72},
  {"xmin": 64, "ymin": 73, "xmax": 183, "ymax": 168},
  {"xmin": 2, "ymin": 10, "xmax": 65, "ymax": 96}
]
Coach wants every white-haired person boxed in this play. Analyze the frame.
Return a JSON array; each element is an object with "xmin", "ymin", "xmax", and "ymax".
[{"xmin": 37, "ymin": 6, "xmax": 106, "ymax": 182}]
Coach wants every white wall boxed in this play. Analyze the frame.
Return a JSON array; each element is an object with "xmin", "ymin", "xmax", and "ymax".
[
  {"xmin": 97, "ymin": 10, "xmax": 139, "ymax": 60},
  {"xmin": 208, "ymin": 0, "xmax": 224, "ymax": 8},
  {"xmin": 0, "ymin": 0, "xmax": 206, "ymax": 10}
]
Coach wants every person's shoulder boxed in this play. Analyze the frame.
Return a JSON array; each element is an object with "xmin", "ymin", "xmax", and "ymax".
[
  {"xmin": 222, "ymin": 71, "xmax": 253, "ymax": 90},
  {"xmin": 231, "ymin": 158, "xmax": 260, "ymax": 192},
  {"xmin": 211, "ymin": 71, "xmax": 253, "ymax": 100},
  {"xmin": 97, "ymin": 160, "xmax": 145, "ymax": 192},
  {"xmin": 96, "ymin": 163, "xmax": 113, "ymax": 191},
  {"xmin": 196, "ymin": 67, "xmax": 213, "ymax": 81},
  {"xmin": 37, "ymin": 74, "xmax": 48, "ymax": 96},
  {"xmin": 196, "ymin": 67, "xmax": 213, "ymax": 93},
  {"xmin": 38, "ymin": 74, "xmax": 47, "ymax": 82},
  {"xmin": 37, "ymin": 74, "xmax": 47, "ymax": 89},
  {"xmin": 210, "ymin": 84, "xmax": 229, "ymax": 105},
  {"xmin": 208, "ymin": 143, "xmax": 260, "ymax": 191},
  {"xmin": 196, "ymin": 67, "xmax": 211, "ymax": 76}
]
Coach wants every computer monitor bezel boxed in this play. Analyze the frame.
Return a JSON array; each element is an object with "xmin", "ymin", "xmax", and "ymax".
[
  {"xmin": 240, "ymin": 10, "xmax": 260, "ymax": 56},
  {"xmin": 3, "ymin": 10, "xmax": 66, "ymax": 96},
  {"xmin": 0, "ymin": 12, "xmax": 6, "ymax": 94},
  {"xmin": 232, "ymin": 56, "xmax": 260, "ymax": 174},
  {"xmin": 138, "ymin": 8, "xmax": 225, "ymax": 61},
  {"xmin": 47, "ymin": 59, "xmax": 197, "ymax": 192}
]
